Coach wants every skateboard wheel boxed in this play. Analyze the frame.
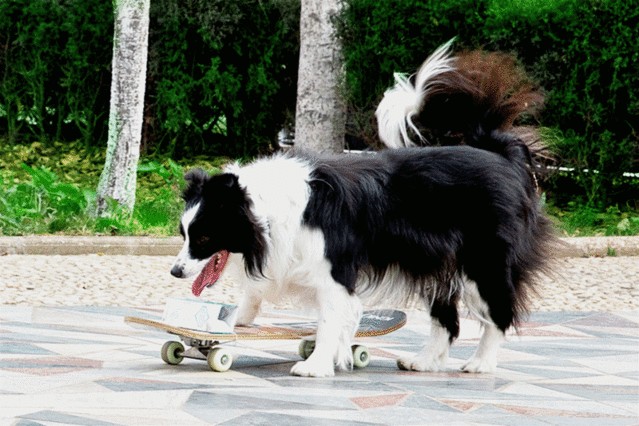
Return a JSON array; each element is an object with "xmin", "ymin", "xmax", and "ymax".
[
  {"xmin": 207, "ymin": 347, "xmax": 233, "ymax": 372},
  {"xmin": 161, "ymin": 341, "xmax": 184, "ymax": 365},
  {"xmin": 298, "ymin": 340, "xmax": 315, "ymax": 360},
  {"xmin": 352, "ymin": 345, "xmax": 370, "ymax": 369}
]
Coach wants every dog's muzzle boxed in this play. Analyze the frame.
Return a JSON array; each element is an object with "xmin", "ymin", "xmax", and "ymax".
[{"xmin": 170, "ymin": 265, "xmax": 184, "ymax": 278}]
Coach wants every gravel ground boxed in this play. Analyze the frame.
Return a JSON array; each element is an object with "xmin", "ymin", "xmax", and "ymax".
[{"xmin": 1, "ymin": 254, "xmax": 637, "ymax": 312}]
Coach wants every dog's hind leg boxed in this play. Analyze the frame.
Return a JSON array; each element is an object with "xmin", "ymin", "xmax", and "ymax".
[
  {"xmin": 397, "ymin": 296, "xmax": 459, "ymax": 372},
  {"xmin": 461, "ymin": 322, "xmax": 504, "ymax": 373},
  {"xmin": 290, "ymin": 278, "xmax": 362, "ymax": 378},
  {"xmin": 460, "ymin": 277, "xmax": 510, "ymax": 373}
]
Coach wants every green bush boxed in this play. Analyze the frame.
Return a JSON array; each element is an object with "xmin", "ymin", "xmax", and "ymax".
[
  {"xmin": 336, "ymin": 0, "xmax": 487, "ymax": 146},
  {"xmin": 0, "ymin": 161, "xmax": 183, "ymax": 236},
  {"xmin": 547, "ymin": 202, "xmax": 639, "ymax": 237},
  {"xmin": 0, "ymin": 138, "xmax": 229, "ymax": 236},
  {"xmin": 0, "ymin": 165, "xmax": 93, "ymax": 234},
  {"xmin": 1, "ymin": 0, "xmax": 636, "ymax": 207},
  {"xmin": 145, "ymin": 0, "xmax": 300, "ymax": 157},
  {"xmin": 338, "ymin": 0, "xmax": 638, "ymax": 206},
  {"xmin": 484, "ymin": 0, "xmax": 639, "ymax": 206},
  {"xmin": 0, "ymin": 0, "xmax": 113, "ymax": 146},
  {"xmin": 2, "ymin": 142, "xmax": 636, "ymax": 236},
  {"xmin": 0, "ymin": 0, "xmax": 299, "ymax": 158}
]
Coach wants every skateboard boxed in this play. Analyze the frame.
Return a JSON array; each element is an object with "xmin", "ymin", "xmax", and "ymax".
[{"xmin": 125, "ymin": 309, "xmax": 406, "ymax": 372}]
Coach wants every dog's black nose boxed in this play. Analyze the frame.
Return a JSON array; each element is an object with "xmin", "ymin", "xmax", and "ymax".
[{"xmin": 170, "ymin": 265, "xmax": 183, "ymax": 278}]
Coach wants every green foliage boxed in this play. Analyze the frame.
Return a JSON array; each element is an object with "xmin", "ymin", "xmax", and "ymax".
[
  {"xmin": 2, "ymin": 0, "xmax": 637, "ymax": 209},
  {"xmin": 338, "ymin": 0, "xmax": 639, "ymax": 206},
  {"xmin": 138, "ymin": 159, "xmax": 185, "ymax": 191},
  {"xmin": 483, "ymin": 0, "xmax": 639, "ymax": 206},
  {"xmin": 336, "ymin": 0, "xmax": 486, "ymax": 145},
  {"xmin": 134, "ymin": 160, "xmax": 187, "ymax": 234},
  {"xmin": 0, "ymin": 165, "xmax": 93, "ymax": 234},
  {"xmin": 0, "ymin": 141, "xmax": 635, "ymax": 236},
  {"xmin": 0, "ymin": 0, "xmax": 113, "ymax": 146},
  {"xmin": 0, "ymin": 0, "xmax": 299, "ymax": 158},
  {"xmin": 134, "ymin": 157, "xmax": 223, "ymax": 234},
  {"xmin": 547, "ymin": 202, "xmax": 639, "ymax": 237},
  {"xmin": 0, "ymin": 140, "xmax": 229, "ymax": 236},
  {"xmin": 145, "ymin": 0, "xmax": 300, "ymax": 157},
  {"xmin": 0, "ymin": 141, "xmax": 104, "ymax": 187}
]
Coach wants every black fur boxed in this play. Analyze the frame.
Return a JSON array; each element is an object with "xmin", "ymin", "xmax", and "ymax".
[
  {"xmin": 300, "ymin": 140, "xmax": 554, "ymax": 335},
  {"xmin": 177, "ymin": 46, "xmax": 555, "ymax": 358},
  {"xmin": 181, "ymin": 170, "xmax": 268, "ymax": 277}
]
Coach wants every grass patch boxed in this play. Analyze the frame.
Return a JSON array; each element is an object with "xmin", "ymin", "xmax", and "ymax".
[
  {"xmin": 0, "ymin": 141, "xmax": 226, "ymax": 236},
  {"xmin": 1, "ymin": 141, "xmax": 637, "ymax": 237},
  {"xmin": 546, "ymin": 202, "xmax": 639, "ymax": 237}
]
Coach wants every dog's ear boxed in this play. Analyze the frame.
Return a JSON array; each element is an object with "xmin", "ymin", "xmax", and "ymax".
[
  {"xmin": 202, "ymin": 173, "xmax": 242, "ymax": 208},
  {"xmin": 182, "ymin": 169, "xmax": 209, "ymax": 202},
  {"xmin": 217, "ymin": 173, "xmax": 239, "ymax": 189},
  {"xmin": 203, "ymin": 173, "xmax": 239, "ymax": 196}
]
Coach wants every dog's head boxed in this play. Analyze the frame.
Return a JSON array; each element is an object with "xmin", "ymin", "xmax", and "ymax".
[{"xmin": 170, "ymin": 169, "xmax": 267, "ymax": 296}]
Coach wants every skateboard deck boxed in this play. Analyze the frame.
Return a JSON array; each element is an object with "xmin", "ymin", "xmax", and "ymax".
[{"xmin": 125, "ymin": 309, "xmax": 406, "ymax": 372}]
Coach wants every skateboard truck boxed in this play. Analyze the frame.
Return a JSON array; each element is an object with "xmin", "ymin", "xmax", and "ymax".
[{"xmin": 161, "ymin": 338, "xmax": 233, "ymax": 372}]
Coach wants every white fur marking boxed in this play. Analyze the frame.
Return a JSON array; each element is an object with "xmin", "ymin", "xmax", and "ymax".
[
  {"xmin": 290, "ymin": 282, "xmax": 362, "ymax": 377},
  {"xmin": 462, "ymin": 280, "xmax": 492, "ymax": 325},
  {"xmin": 235, "ymin": 288, "xmax": 264, "ymax": 326},
  {"xmin": 397, "ymin": 318, "xmax": 451, "ymax": 372},
  {"xmin": 288, "ymin": 228, "xmax": 363, "ymax": 377},
  {"xmin": 376, "ymin": 39, "xmax": 455, "ymax": 148},
  {"xmin": 171, "ymin": 203, "xmax": 210, "ymax": 278},
  {"xmin": 461, "ymin": 324, "xmax": 504, "ymax": 373}
]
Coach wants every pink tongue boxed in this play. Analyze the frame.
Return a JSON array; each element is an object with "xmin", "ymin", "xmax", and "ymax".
[{"xmin": 192, "ymin": 250, "xmax": 230, "ymax": 297}]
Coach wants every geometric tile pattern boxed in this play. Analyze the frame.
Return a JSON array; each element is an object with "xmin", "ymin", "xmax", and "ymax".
[{"xmin": 1, "ymin": 306, "xmax": 637, "ymax": 425}]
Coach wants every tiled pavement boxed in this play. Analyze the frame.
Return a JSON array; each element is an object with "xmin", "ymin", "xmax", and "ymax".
[{"xmin": 1, "ymin": 306, "xmax": 638, "ymax": 425}]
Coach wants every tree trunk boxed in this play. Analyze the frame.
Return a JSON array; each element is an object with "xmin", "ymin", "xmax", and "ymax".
[
  {"xmin": 294, "ymin": 0, "xmax": 345, "ymax": 153},
  {"xmin": 95, "ymin": 0, "xmax": 150, "ymax": 217}
]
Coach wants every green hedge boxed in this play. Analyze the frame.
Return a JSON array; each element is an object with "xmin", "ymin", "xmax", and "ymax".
[
  {"xmin": 1, "ymin": 0, "xmax": 636, "ymax": 205},
  {"xmin": 484, "ymin": 0, "xmax": 639, "ymax": 206},
  {"xmin": 0, "ymin": 0, "xmax": 113, "ymax": 147},
  {"xmin": 0, "ymin": 0, "xmax": 299, "ymax": 158},
  {"xmin": 146, "ymin": 0, "xmax": 300, "ymax": 157},
  {"xmin": 338, "ymin": 0, "xmax": 638, "ymax": 206},
  {"xmin": 337, "ymin": 0, "xmax": 485, "ymax": 118}
]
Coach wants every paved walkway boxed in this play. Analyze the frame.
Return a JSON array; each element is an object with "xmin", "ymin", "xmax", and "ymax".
[
  {"xmin": 0, "ymin": 237, "xmax": 638, "ymax": 424},
  {"xmin": 1, "ymin": 306, "xmax": 637, "ymax": 425},
  {"xmin": 0, "ymin": 255, "xmax": 637, "ymax": 311}
]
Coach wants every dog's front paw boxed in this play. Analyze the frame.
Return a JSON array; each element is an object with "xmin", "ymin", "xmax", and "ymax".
[
  {"xmin": 235, "ymin": 302, "xmax": 260, "ymax": 326},
  {"xmin": 397, "ymin": 354, "xmax": 446, "ymax": 372},
  {"xmin": 461, "ymin": 356, "xmax": 496, "ymax": 373},
  {"xmin": 235, "ymin": 314, "xmax": 256, "ymax": 327},
  {"xmin": 290, "ymin": 359, "xmax": 335, "ymax": 378}
]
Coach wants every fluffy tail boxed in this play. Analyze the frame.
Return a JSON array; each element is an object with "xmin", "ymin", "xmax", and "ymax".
[
  {"xmin": 375, "ymin": 39, "xmax": 455, "ymax": 148},
  {"xmin": 375, "ymin": 40, "xmax": 545, "ymax": 162}
]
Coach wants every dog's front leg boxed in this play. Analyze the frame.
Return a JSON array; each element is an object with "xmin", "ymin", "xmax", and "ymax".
[
  {"xmin": 235, "ymin": 285, "xmax": 264, "ymax": 326},
  {"xmin": 290, "ymin": 282, "xmax": 362, "ymax": 378}
]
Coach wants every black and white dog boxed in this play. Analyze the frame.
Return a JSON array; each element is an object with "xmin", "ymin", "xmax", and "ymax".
[{"xmin": 170, "ymin": 41, "xmax": 555, "ymax": 377}]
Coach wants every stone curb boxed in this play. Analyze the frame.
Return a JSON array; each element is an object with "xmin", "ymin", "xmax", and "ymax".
[
  {"xmin": 0, "ymin": 236, "xmax": 181, "ymax": 256},
  {"xmin": 0, "ymin": 235, "xmax": 638, "ymax": 257}
]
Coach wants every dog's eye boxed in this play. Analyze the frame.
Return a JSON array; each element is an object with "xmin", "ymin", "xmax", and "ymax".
[{"xmin": 196, "ymin": 236, "xmax": 210, "ymax": 246}]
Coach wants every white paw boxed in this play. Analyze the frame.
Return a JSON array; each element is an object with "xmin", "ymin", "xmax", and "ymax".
[
  {"xmin": 235, "ymin": 305, "xmax": 258, "ymax": 326},
  {"xmin": 461, "ymin": 356, "xmax": 496, "ymax": 373},
  {"xmin": 290, "ymin": 359, "xmax": 335, "ymax": 378},
  {"xmin": 397, "ymin": 354, "xmax": 446, "ymax": 372},
  {"xmin": 235, "ymin": 315, "xmax": 255, "ymax": 327}
]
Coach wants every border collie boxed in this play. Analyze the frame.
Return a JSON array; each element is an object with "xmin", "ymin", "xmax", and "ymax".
[{"xmin": 170, "ymin": 40, "xmax": 555, "ymax": 377}]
